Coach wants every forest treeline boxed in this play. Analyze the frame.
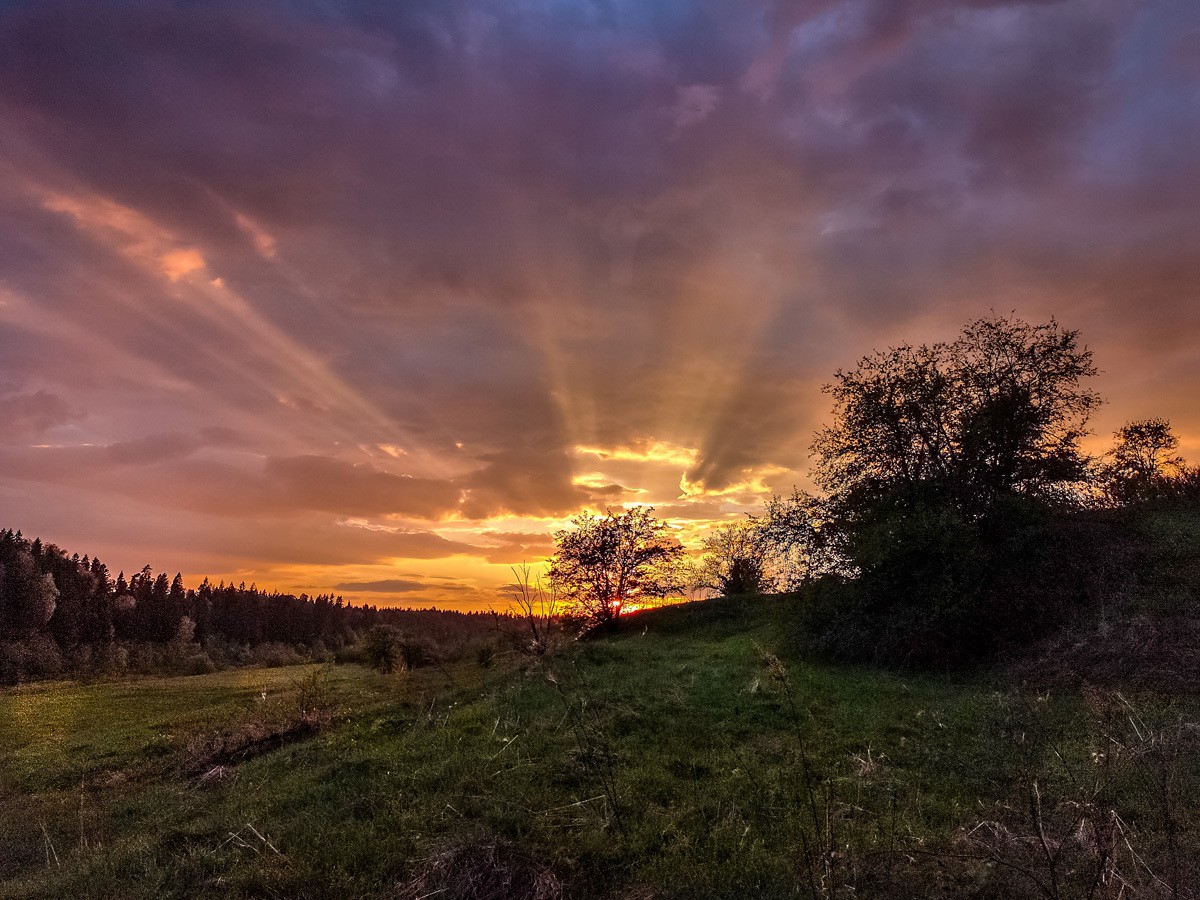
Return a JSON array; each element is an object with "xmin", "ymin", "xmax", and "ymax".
[{"xmin": 0, "ymin": 529, "xmax": 507, "ymax": 684}]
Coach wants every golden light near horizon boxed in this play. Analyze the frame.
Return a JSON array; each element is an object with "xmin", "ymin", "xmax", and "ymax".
[{"xmin": 1, "ymin": 0, "xmax": 1198, "ymax": 612}]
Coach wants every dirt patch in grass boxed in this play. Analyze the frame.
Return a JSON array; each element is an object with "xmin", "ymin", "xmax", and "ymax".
[
  {"xmin": 180, "ymin": 666, "xmax": 340, "ymax": 778},
  {"xmin": 181, "ymin": 708, "xmax": 329, "ymax": 778}
]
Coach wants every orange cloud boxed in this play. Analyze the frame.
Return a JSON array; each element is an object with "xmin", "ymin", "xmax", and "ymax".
[{"xmin": 161, "ymin": 247, "xmax": 206, "ymax": 281}]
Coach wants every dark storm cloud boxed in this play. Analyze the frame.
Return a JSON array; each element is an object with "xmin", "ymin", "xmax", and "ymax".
[
  {"xmin": 460, "ymin": 445, "xmax": 589, "ymax": 518},
  {"xmin": 1, "ymin": 0, "xmax": 1198, "ymax": 596}
]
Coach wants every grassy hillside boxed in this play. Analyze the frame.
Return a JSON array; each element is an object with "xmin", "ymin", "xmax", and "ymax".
[{"xmin": 3, "ymin": 596, "xmax": 1198, "ymax": 898}]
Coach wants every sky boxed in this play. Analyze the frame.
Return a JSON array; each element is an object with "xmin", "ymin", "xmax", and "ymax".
[{"xmin": 1, "ymin": 0, "xmax": 1198, "ymax": 610}]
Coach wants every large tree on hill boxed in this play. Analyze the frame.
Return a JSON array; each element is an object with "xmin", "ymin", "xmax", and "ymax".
[
  {"xmin": 764, "ymin": 314, "xmax": 1105, "ymax": 665},
  {"xmin": 771, "ymin": 315, "xmax": 1102, "ymax": 581},
  {"xmin": 549, "ymin": 507, "xmax": 686, "ymax": 629}
]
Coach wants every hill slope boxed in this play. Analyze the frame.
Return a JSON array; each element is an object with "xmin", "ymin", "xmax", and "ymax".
[{"xmin": 2, "ymin": 595, "xmax": 1197, "ymax": 898}]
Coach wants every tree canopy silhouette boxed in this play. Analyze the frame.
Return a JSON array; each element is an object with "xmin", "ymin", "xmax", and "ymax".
[
  {"xmin": 814, "ymin": 313, "xmax": 1100, "ymax": 518},
  {"xmin": 548, "ymin": 508, "xmax": 685, "ymax": 629},
  {"xmin": 768, "ymin": 314, "xmax": 1102, "ymax": 583},
  {"xmin": 1102, "ymin": 418, "xmax": 1188, "ymax": 504}
]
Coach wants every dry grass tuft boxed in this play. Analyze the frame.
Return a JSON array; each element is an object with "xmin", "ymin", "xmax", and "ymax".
[
  {"xmin": 1020, "ymin": 615, "xmax": 1200, "ymax": 693},
  {"xmin": 394, "ymin": 836, "xmax": 563, "ymax": 900}
]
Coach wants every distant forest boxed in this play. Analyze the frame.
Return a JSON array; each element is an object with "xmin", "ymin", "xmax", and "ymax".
[{"xmin": 0, "ymin": 528, "xmax": 502, "ymax": 683}]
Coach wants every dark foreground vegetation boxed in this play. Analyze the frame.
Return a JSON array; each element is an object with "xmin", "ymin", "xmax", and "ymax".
[
  {"xmin": 2, "ymin": 597, "xmax": 1198, "ymax": 899},
  {"xmin": 785, "ymin": 497, "xmax": 1200, "ymax": 685}
]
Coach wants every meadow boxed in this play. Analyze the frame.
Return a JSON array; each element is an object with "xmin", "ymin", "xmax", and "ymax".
[{"xmin": 2, "ymin": 595, "xmax": 1197, "ymax": 899}]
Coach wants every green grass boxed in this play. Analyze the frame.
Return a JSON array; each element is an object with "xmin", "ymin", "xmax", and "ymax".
[{"xmin": 3, "ymin": 597, "xmax": 1197, "ymax": 898}]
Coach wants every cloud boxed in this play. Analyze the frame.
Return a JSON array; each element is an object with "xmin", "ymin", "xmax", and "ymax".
[
  {"xmin": 0, "ymin": 478, "xmax": 478, "ymax": 573},
  {"xmin": 572, "ymin": 473, "xmax": 643, "ymax": 502},
  {"xmin": 104, "ymin": 432, "xmax": 199, "ymax": 466},
  {"xmin": 161, "ymin": 247, "xmax": 206, "ymax": 281},
  {"xmin": 0, "ymin": 389, "xmax": 81, "ymax": 440},
  {"xmin": 0, "ymin": 438, "xmax": 579, "ymax": 522},
  {"xmin": 460, "ymin": 445, "xmax": 588, "ymax": 518},
  {"xmin": 574, "ymin": 440, "xmax": 699, "ymax": 467},
  {"xmin": 333, "ymin": 578, "xmax": 474, "ymax": 593},
  {"xmin": 470, "ymin": 531, "xmax": 557, "ymax": 565},
  {"xmin": 672, "ymin": 84, "xmax": 721, "ymax": 128},
  {"xmin": 264, "ymin": 455, "xmax": 463, "ymax": 518}
]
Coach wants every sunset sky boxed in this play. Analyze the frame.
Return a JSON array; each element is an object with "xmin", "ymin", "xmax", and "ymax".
[{"xmin": 1, "ymin": 0, "xmax": 1198, "ymax": 610}]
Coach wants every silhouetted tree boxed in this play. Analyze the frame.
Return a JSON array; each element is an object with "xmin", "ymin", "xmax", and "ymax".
[
  {"xmin": 549, "ymin": 508, "xmax": 686, "ymax": 629},
  {"xmin": 765, "ymin": 314, "xmax": 1106, "ymax": 667},
  {"xmin": 0, "ymin": 546, "xmax": 58, "ymax": 635},
  {"xmin": 26, "ymin": 572, "xmax": 58, "ymax": 632},
  {"xmin": 1102, "ymin": 418, "xmax": 1188, "ymax": 504},
  {"xmin": 813, "ymin": 313, "xmax": 1100, "ymax": 521},
  {"xmin": 697, "ymin": 520, "xmax": 775, "ymax": 596},
  {"xmin": 508, "ymin": 563, "xmax": 559, "ymax": 655}
]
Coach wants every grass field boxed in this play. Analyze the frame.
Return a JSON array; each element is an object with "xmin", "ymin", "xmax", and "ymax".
[{"xmin": 3, "ymin": 596, "xmax": 1198, "ymax": 898}]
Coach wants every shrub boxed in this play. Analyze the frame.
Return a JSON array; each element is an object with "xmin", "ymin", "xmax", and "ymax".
[
  {"xmin": 308, "ymin": 642, "xmax": 334, "ymax": 664},
  {"xmin": 362, "ymin": 625, "xmax": 404, "ymax": 672},
  {"xmin": 96, "ymin": 642, "xmax": 129, "ymax": 676},
  {"xmin": 398, "ymin": 635, "xmax": 437, "ymax": 671},
  {"xmin": 0, "ymin": 641, "xmax": 26, "ymax": 685},
  {"xmin": 0, "ymin": 636, "xmax": 66, "ymax": 683},
  {"xmin": 23, "ymin": 635, "xmax": 65, "ymax": 679},
  {"xmin": 127, "ymin": 642, "xmax": 158, "ymax": 675},
  {"xmin": 356, "ymin": 626, "xmax": 442, "ymax": 673},
  {"xmin": 251, "ymin": 642, "xmax": 306, "ymax": 668},
  {"xmin": 796, "ymin": 495, "xmax": 1146, "ymax": 669}
]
